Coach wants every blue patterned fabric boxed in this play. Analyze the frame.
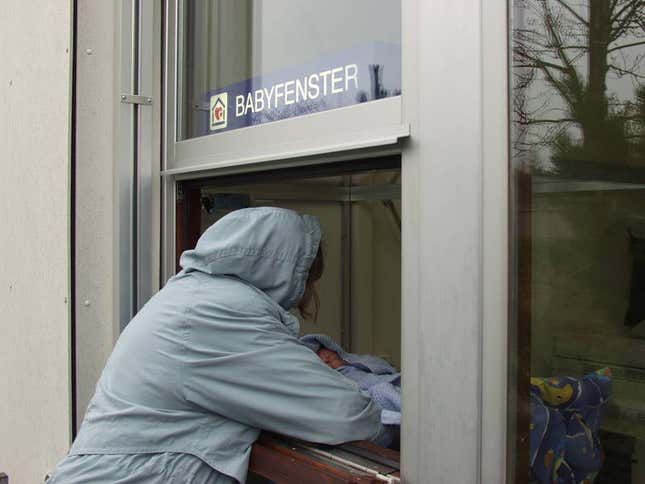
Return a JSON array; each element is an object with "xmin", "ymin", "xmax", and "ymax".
[
  {"xmin": 529, "ymin": 368, "xmax": 612, "ymax": 484},
  {"xmin": 530, "ymin": 392, "xmax": 566, "ymax": 483}
]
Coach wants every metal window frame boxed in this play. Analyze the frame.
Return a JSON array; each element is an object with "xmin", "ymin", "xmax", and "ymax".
[
  {"xmin": 399, "ymin": 0, "xmax": 509, "ymax": 483},
  {"xmin": 116, "ymin": 0, "xmax": 136, "ymax": 330},
  {"xmin": 155, "ymin": 1, "xmax": 510, "ymax": 483},
  {"xmin": 116, "ymin": 0, "xmax": 161, "ymax": 330},
  {"xmin": 162, "ymin": 0, "xmax": 409, "ymax": 178}
]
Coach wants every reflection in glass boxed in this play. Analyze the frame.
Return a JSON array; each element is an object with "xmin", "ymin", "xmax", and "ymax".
[
  {"xmin": 177, "ymin": 0, "xmax": 401, "ymax": 140},
  {"xmin": 510, "ymin": 1, "xmax": 644, "ymax": 482}
]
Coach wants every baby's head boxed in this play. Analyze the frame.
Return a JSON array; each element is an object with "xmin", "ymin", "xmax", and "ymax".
[{"xmin": 317, "ymin": 347, "xmax": 345, "ymax": 369}]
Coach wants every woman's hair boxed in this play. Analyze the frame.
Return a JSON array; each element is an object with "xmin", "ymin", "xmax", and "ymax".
[{"xmin": 298, "ymin": 244, "xmax": 324, "ymax": 321}]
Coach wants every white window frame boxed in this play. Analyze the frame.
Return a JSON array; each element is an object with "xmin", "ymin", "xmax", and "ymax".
[
  {"xmin": 399, "ymin": 0, "xmax": 509, "ymax": 482},
  {"xmin": 153, "ymin": 0, "xmax": 511, "ymax": 482},
  {"xmin": 115, "ymin": 0, "xmax": 162, "ymax": 331},
  {"xmin": 163, "ymin": 0, "xmax": 410, "ymax": 177}
]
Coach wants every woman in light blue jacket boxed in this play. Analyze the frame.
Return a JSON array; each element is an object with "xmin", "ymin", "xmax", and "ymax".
[{"xmin": 48, "ymin": 207, "xmax": 385, "ymax": 483}]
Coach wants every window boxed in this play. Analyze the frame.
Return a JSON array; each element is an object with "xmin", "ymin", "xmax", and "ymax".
[
  {"xmin": 509, "ymin": 1, "xmax": 645, "ymax": 482},
  {"xmin": 176, "ymin": 158, "xmax": 402, "ymax": 369},
  {"xmin": 174, "ymin": 158, "xmax": 403, "ymax": 480},
  {"xmin": 177, "ymin": 0, "xmax": 401, "ymax": 140}
]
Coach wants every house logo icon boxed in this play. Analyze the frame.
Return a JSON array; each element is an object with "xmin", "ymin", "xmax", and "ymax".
[{"xmin": 210, "ymin": 93, "xmax": 228, "ymax": 131}]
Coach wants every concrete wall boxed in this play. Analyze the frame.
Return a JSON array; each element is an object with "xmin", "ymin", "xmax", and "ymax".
[
  {"xmin": 0, "ymin": 1, "xmax": 73, "ymax": 482},
  {"xmin": 74, "ymin": 0, "xmax": 120, "ymax": 428}
]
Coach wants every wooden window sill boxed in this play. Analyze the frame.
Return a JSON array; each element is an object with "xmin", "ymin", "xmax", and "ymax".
[{"xmin": 249, "ymin": 433, "xmax": 400, "ymax": 483}]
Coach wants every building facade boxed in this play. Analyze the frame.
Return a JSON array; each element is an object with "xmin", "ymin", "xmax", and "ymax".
[{"xmin": 1, "ymin": 1, "xmax": 643, "ymax": 483}]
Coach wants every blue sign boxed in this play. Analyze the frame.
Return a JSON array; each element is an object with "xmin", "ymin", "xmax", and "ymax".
[{"xmin": 200, "ymin": 42, "xmax": 401, "ymax": 136}]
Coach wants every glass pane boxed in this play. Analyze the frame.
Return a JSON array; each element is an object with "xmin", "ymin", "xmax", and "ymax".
[
  {"xmin": 509, "ymin": 1, "xmax": 645, "ymax": 482},
  {"xmin": 176, "ymin": 163, "xmax": 402, "ymax": 370},
  {"xmin": 177, "ymin": 0, "xmax": 401, "ymax": 140}
]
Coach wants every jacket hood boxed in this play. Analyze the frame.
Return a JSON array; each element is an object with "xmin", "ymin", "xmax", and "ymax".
[{"xmin": 179, "ymin": 207, "xmax": 322, "ymax": 310}]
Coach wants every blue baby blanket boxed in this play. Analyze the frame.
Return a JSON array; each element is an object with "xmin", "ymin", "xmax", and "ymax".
[{"xmin": 300, "ymin": 334, "xmax": 401, "ymax": 425}]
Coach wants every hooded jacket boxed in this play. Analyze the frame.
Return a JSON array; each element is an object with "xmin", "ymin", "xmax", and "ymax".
[{"xmin": 67, "ymin": 207, "xmax": 384, "ymax": 483}]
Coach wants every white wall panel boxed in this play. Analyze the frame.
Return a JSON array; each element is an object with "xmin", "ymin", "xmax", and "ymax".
[
  {"xmin": 0, "ymin": 1, "xmax": 73, "ymax": 482},
  {"xmin": 75, "ymin": 0, "xmax": 120, "ymax": 427}
]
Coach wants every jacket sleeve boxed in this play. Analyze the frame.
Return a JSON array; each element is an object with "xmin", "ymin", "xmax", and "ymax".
[{"xmin": 181, "ymin": 314, "xmax": 386, "ymax": 445}]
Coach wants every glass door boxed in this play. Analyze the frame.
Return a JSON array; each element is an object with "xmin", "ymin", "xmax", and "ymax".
[{"xmin": 509, "ymin": 1, "xmax": 645, "ymax": 482}]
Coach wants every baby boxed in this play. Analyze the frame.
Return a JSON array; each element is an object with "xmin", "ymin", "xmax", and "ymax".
[
  {"xmin": 301, "ymin": 334, "xmax": 401, "ymax": 427},
  {"xmin": 317, "ymin": 347, "xmax": 346, "ymax": 369}
]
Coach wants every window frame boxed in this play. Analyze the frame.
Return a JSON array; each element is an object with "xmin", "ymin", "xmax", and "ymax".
[
  {"xmin": 155, "ymin": 0, "xmax": 512, "ymax": 482},
  {"xmin": 398, "ymin": 0, "xmax": 509, "ymax": 482},
  {"xmin": 163, "ymin": 0, "xmax": 409, "ymax": 177}
]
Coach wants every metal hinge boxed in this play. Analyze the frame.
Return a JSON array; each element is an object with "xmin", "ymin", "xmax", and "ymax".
[{"xmin": 120, "ymin": 94, "xmax": 152, "ymax": 105}]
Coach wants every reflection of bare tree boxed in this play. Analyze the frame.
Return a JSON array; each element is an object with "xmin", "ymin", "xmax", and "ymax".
[
  {"xmin": 357, "ymin": 64, "xmax": 401, "ymax": 104},
  {"xmin": 513, "ymin": 0, "xmax": 644, "ymax": 167}
]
